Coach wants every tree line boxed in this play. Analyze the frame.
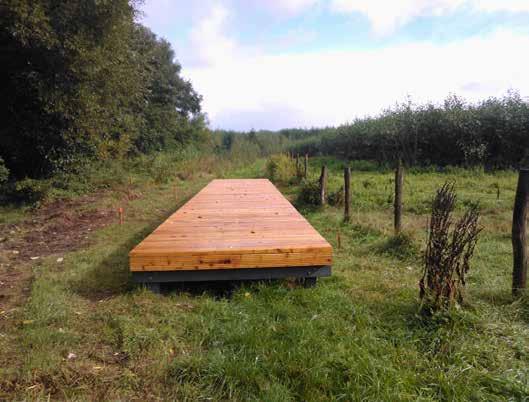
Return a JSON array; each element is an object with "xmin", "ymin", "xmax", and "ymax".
[
  {"xmin": 1, "ymin": 0, "xmax": 206, "ymax": 182},
  {"xmin": 288, "ymin": 92, "xmax": 529, "ymax": 169}
]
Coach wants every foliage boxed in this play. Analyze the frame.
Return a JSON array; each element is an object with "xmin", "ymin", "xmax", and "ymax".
[
  {"xmin": 13, "ymin": 178, "xmax": 51, "ymax": 204},
  {"xmin": 420, "ymin": 182, "xmax": 482, "ymax": 312},
  {"xmin": 289, "ymin": 92, "xmax": 529, "ymax": 169},
  {"xmin": 297, "ymin": 180, "xmax": 321, "ymax": 205},
  {"xmin": 213, "ymin": 129, "xmax": 291, "ymax": 157},
  {"xmin": 228, "ymin": 136, "xmax": 262, "ymax": 164},
  {"xmin": 0, "ymin": 157, "xmax": 9, "ymax": 185},
  {"xmin": 132, "ymin": 26, "xmax": 203, "ymax": 153},
  {"xmin": 265, "ymin": 154, "xmax": 296, "ymax": 184},
  {"xmin": 297, "ymin": 180, "xmax": 343, "ymax": 207},
  {"xmin": 0, "ymin": 0, "xmax": 205, "ymax": 180}
]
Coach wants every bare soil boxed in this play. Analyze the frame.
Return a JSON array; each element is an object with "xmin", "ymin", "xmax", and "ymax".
[{"xmin": 0, "ymin": 194, "xmax": 115, "ymax": 316}]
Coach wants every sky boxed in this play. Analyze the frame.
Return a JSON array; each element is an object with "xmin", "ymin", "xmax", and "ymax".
[{"xmin": 140, "ymin": 0, "xmax": 529, "ymax": 131}]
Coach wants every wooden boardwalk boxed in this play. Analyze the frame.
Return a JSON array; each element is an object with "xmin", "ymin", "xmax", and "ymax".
[{"xmin": 130, "ymin": 179, "xmax": 332, "ymax": 283}]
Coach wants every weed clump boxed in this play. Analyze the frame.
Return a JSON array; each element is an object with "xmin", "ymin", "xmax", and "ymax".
[
  {"xmin": 298, "ymin": 180, "xmax": 320, "ymax": 205},
  {"xmin": 297, "ymin": 181, "xmax": 344, "ymax": 207},
  {"xmin": 420, "ymin": 182, "xmax": 482, "ymax": 312},
  {"xmin": 265, "ymin": 154, "xmax": 296, "ymax": 184}
]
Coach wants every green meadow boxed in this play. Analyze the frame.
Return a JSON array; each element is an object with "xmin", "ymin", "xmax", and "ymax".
[{"xmin": 0, "ymin": 156, "xmax": 528, "ymax": 401}]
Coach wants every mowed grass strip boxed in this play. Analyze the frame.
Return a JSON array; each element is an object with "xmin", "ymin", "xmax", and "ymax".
[{"xmin": 1, "ymin": 157, "xmax": 528, "ymax": 401}]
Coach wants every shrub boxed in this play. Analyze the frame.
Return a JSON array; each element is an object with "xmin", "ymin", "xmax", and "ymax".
[
  {"xmin": 297, "ymin": 181, "xmax": 343, "ymax": 207},
  {"xmin": 150, "ymin": 154, "xmax": 175, "ymax": 184},
  {"xmin": 0, "ymin": 157, "xmax": 9, "ymax": 185},
  {"xmin": 13, "ymin": 178, "xmax": 51, "ymax": 204},
  {"xmin": 297, "ymin": 180, "xmax": 320, "ymax": 205},
  {"xmin": 419, "ymin": 182, "xmax": 482, "ymax": 312},
  {"xmin": 265, "ymin": 154, "xmax": 296, "ymax": 184}
]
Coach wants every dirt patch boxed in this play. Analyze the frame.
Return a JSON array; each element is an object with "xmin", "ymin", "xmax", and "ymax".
[{"xmin": 0, "ymin": 193, "xmax": 116, "ymax": 313}]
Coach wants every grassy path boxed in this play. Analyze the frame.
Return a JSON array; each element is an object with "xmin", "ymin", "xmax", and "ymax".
[{"xmin": 1, "ymin": 158, "xmax": 528, "ymax": 400}]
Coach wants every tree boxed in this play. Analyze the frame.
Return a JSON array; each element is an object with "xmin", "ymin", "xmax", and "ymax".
[
  {"xmin": 0, "ymin": 0, "xmax": 145, "ymax": 177},
  {"xmin": 0, "ymin": 0, "xmax": 205, "ymax": 179},
  {"xmin": 132, "ymin": 25, "xmax": 203, "ymax": 153}
]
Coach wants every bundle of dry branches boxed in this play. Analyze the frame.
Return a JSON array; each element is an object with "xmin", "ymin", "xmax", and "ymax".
[{"xmin": 420, "ymin": 182, "xmax": 482, "ymax": 311}]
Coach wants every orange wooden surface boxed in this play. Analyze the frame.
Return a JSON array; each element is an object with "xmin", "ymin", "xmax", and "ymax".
[{"xmin": 129, "ymin": 179, "xmax": 333, "ymax": 271}]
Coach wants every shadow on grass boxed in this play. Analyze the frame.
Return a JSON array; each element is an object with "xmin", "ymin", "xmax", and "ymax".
[
  {"xmin": 158, "ymin": 276, "xmax": 321, "ymax": 299},
  {"xmin": 292, "ymin": 200, "xmax": 322, "ymax": 215},
  {"xmin": 69, "ymin": 193, "xmax": 201, "ymax": 300},
  {"xmin": 69, "ymin": 232, "xmax": 142, "ymax": 301},
  {"xmin": 70, "ymin": 228, "xmax": 321, "ymax": 301}
]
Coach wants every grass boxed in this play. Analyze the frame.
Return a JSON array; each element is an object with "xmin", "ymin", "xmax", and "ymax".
[{"xmin": 1, "ymin": 156, "xmax": 528, "ymax": 400}]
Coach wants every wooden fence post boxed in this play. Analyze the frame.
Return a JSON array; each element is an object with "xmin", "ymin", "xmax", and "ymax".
[
  {"xmin": 319, "ymin": 165, "xmax": 327, "ymax": 206},
  {"xmin": 512, "ymin": 168, "xmax": 529, "ymax": 296},
  {"xmin": 344, "ymin": 166, "xmax": 351, "ymax": 222},
  {"xmin": 304, "ymin": 154, "xmax": 308, "ymax": 179},
  {"xmin": 394, "ymin": 159, "xmax": 403, "ymax": 235}
]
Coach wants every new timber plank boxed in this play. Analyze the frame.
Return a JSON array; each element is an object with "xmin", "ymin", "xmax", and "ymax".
[{"xmin": 129, "ymin": 179, "xmax": 333, "ymax": 276}]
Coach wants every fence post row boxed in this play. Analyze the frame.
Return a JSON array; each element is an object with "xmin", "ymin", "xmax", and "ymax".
[
  {"xmin": 319, "ymin": 165, "xmax": 328, "ymax": 206},
  {"xmin": 344, "ymin": 166, "xmax": 351, "ymax": 222},
  {"xmin": 512, "ymin": 168, "xmax": 529, "ymax": 296},
  {"xmin": 394, "ymin": 159, "xmax": 403, "ymax": 235}
]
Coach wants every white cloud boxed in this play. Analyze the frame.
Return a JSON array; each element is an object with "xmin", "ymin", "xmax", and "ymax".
[
  {"xmin": 330, "ymin": 0, "xmax": 529, "ymax": 35},
  {"xmin": 330, "ymin": 0, "xmax": 465, "ymax": 35},
  {"xmin": 263, "ymin": 0, "xmax": 320, "ymax": 15},
  {"xmin": 475, "ymin": 0, "xmax": 529, "ymax": 13},
  {"xmin": 186, "ymin": 29, "xmax": 529, "ymax": 130},
  {"xmin": 188, "ymin": 4, "xmax": 238, "ymax": 67},
  {"xmin": 139, "ymin": 1, "xmax": 529, "ymax": 130}
]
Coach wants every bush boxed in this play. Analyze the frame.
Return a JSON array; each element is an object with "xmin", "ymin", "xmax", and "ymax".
[
  {"xmin": 297, "ymin": 180, "xmax": 320, "ymax": 205},
  {"xmin": 298, "ymin": 181, "xmax": 344, "ymax": 207},
  {"xmin": 265, "ymin": 154, "xmax": 296, "ymax": 184},
  {"xmin": 0, "ymin": 157, "xmax": 9, "ymax": 185},
  {"xmin": 13, "ymin": 178, "xmax": 51, "ymax": 203}
]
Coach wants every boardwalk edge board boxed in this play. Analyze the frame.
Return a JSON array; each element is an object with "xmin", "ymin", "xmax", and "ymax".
[{"xmin": 129, "ymin": 179, "xmax": 333, "ymax": 285}]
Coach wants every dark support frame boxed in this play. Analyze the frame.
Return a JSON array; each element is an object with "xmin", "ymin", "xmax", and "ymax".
[{"xmin": 133, "ymin": 265, "xmax": 331, "ymax": 292}]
